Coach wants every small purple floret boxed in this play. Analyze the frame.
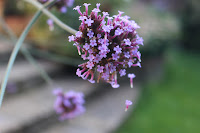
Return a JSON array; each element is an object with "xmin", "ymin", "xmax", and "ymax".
[
  {"xmin": 85, "ymin": 18, "xmax": 94, "ymax": 26},
  {"xmin": 38, "ymin": 0, "xmax": 74, "ymax": 13},
  {"xmin": 125, "ymin": 100, "xmax": 132, "ymax": 111},
  {"xmin": 119, "ymin": 69, "xmax": 126, "ymax": 77},
  {"xmin": 128, "ymin": 73, "xmax": 136, "ymax": 88}
]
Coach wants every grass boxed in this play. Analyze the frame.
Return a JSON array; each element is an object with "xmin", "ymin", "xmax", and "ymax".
[{"xmin": 116, "ymin": 51, "xmax": 200, "ymax": 133}]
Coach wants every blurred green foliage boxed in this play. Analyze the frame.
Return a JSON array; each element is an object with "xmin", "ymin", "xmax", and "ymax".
[
  {"xmin": 116, "ymin": 50, "xmax": 200, "ymax": 133},
  {"xmin": 30, "ymin": 0, "xmax": 132, "ymax": 57},
  {"xmin": 180, "ymin": 0, "xmax": 200, "ymax": 52},
  {"xmin": 32, "ymin": 1, "xmax": 179, "ymax": 58},
  {"xmin": 123, "ymin": 1, "xmax": 180, "ymax": 57},
  {"xmin": 4, "ymin": 0, "xmax": 181, "ymax": 59}
]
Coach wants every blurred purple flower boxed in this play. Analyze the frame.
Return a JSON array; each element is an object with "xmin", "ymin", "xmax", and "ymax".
[
  {"xmin": 6, "ymin": 83, "xmax": 18, "ymax": 94},
  {"xmin": 53, "ymin": 88, "xmax": 85, "ymax": 120},
  {"xmin": 47, "ymin": 19, "xmax": 54, "ymax": 31},
  {"xmin": 38, "ymin": 0, "xmax": 74, "ymax": 13}
]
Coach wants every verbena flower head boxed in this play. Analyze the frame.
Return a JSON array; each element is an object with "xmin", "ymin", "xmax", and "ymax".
[
  {"xmin": 38, "ymin": 0, "xmax": 74, "ymax": 13},
  {"xmin": 69, "ymin": 3, "xmax": 143, "ymax": 88},
  {"xmin": 53, "ymin": 88, "xmax": 85, "ymax": 120},
  {"xmin": 125, "ymin": 100, "xmax": 132, "ymax": 111}
]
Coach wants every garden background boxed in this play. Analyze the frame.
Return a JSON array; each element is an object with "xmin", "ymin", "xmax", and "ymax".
[{"xmin": 0, "ymin": 0, "xmax": 199, "ymax": 133}]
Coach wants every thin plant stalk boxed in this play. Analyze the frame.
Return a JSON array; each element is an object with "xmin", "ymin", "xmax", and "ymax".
[
  {"xmin": 0, "ymin": 11, "xmax": 42, "ymax": 107},
  {"xmin": 0, "ymin": 0, "xmax": 58, "ymax": 107},
  {"xmin": 30, "ymin": 48, "xmax": 83, "ymax": 67}
]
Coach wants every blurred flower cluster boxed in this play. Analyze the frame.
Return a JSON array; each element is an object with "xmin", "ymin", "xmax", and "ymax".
[
  {"xmin": 69, "ymin": 3, "xmax": 143, "ymax": 88},
  {"xmin": 53, "ymin": 89, "xmax": 85, "ymax": 120},
  {"xmin": 38, "ymin": 0, "xmax": 74, "ymax": 13}
]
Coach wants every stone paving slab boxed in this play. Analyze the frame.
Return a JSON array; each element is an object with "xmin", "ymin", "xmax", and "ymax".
[
  {"xmin": 41, "ymin": 84, "xmax": 140, "ymax": 133},
  {"xmin": 0, "ymin": 39, "xmax": 13, "ymax": 55},
  {"xmin": 0, "ymin": 78, "xmax": 95, "ymax": 133},
  {"xmin": 0, "ymin": 60, "xmax": 60, "ymax": 84}
]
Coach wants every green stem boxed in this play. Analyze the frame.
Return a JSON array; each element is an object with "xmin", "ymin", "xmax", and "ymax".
[
  {"xmin": 0, "ymin": 17, "xmax": 53, "ymax": 86},
  {"xmin": 24, "ymin": 0, "xmax": 77, "ymax": 35},
  {"xmin": 0, "ymin": 11, "xmax": 42, "ymax": 107},
  {"xmin": 30, "ymin": 48, "xmax": 83, "ymax": 67},
  {"xmin": 0, "ymin": 0, "xmax": 59, "ymax": 107}
]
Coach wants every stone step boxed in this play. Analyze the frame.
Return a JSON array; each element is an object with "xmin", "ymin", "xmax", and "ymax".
[
  {"xmin": 0, "ymin": 78, "xmax": 95, "ymax": 133},
  {"xmin": 0, "ymin": 38, "xmax": 15, "ymax": 62},
  {"xmin": 0, "ymin": 37, "xmax": 27, "ymax": 63},
  {"xmin": 38, "ymin": 84, "xmax": 140, "ymax": 133},
  {"xmin": 0, "ymin": 60, "xmax": 62, "ymax": 90},
  {"xmin": 0, "ymin": 37, "xmax": 13, "ymax": 54}
]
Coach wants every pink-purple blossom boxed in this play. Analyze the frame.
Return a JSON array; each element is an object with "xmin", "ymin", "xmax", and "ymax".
[
  {"xmin": 75, "ymin": 31, "xmax": 82, "ymax": 38},
  {"xmin": 85, "ymin": 18, "xmax": 94, "ymax": 26},
  {"xmin": 83, "ymin": 43, "xmax": 90, "ymax": 50},
  {"xmin": 53, "ymin": 88, "xmax": 85, "ymax": 120},
  {"xmin": 87, "ymin": 30, "xmax": 94, "ymax": 38},
  {"xmin": 112, "ymin": 53, "xmax": 120, "ymax": 61},
  {"xmin": 71, "ymin": 3, "xmax": 143, "ymax": 88},
  {"xmin": 47, "ymin": 19, "xmax": 54, "ymax": 31},
  {"xmin": 125, "ymin": 100, "xmax": 132, "ymax": 111},
  {"xmin": 60, "ymin": 6, "xmax": 67, "ymax": 13},
  {"xmin": 90, "ymin": 39, "xmax": 97, "ymax": 47},
  {"xmin": 124, "ymin": 39, "xmax": 131, "ymax": 46},
  {"xmin": 119, "ymin": 69, "xmax": 126, "ymax": 77},
  {"xmin": 115, "ymin": 28, "xmax": 123, "ymax": 36},
  {"xmin": 68, "ymin": 35, "xmax": 75, "ymax": 42},
  {"xmin": 86, "ymin": 61, "xmax": 94, "ymax": 69},
  {"xmin": 128, "ymin": 73, "xmax": 136, "ymax": 88},
  {"xmin": 97, "ymin": 65, "xmax": 104, "ymax": 73},
  {"xmin": 79, "ymin": 16, "xmax": 87, "ymax": 21},
  {"xmin": 114, "ymin": 46, "xmax": 122, "ymax": 54}
]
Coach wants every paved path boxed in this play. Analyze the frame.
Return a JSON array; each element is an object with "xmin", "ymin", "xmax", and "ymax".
[
  {"xmin": 0, "ymin": 60, "xmax": 61, "ymax": 84},
  {"xmin": 0, "ymin": 78, "xmax": 95, "ymax": 133},
  {"xmin": 0, "ymin": 38, "xmax": 13, "ymax": 56},
  {"xmin": 40, "ymin": 84, "xmax": 140, "ymax": 133}
]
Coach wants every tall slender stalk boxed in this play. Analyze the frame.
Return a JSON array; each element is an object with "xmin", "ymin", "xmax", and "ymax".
[
  {"xmin": 0, "ymin": 11, "xmax": 42, "ymax": 107},
  {"xmin": 0, "ymin": 0, "xmax": 58, "ymax": 107},
  {"xmin": 30, "ymin": 48, "xmax": 83, "ymax": 66}
]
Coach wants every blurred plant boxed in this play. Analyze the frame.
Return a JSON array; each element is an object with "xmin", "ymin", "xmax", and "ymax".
[
  {"xmin": 180, "ymin": 0, "xmax": 200, "ymax": 52},
  {"xmin": 38, "ymin": 0, "xmax": 74, "ymax": 13},
  {"xmin": 53, "ymin": 88, "xmax": 85, "ymax": 120},
  {"xmin": 6, "ymin": 83, "xmax": 18, "ymax": 94}
]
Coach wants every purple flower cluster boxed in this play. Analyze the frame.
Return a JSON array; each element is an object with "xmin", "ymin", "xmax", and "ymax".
[
  {"xmin": 69, "ymin": 3, "xmax": 143, "ymax": 88},
  {"xmin": 53, "ymin": 88, "xmax": 85, "ymax": 120},
  {"xmin": 38, "ymin": 0, "xmax": 74, "ymax": 13}
]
